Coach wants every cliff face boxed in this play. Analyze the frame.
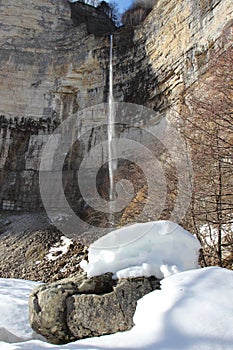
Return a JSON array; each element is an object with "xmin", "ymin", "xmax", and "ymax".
[
  {"xmin": 0, "ymin": 0, "xmax": 232, "ymax": 212},
  {"xmin": 143, "ymin": 0, "xmax": 233, "ymax": 113},
  {"xmin": 0, "ymin": 0, "xmax": 104, "ymax": 120}
]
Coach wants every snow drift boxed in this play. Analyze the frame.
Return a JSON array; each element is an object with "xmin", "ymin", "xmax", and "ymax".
[{"xmin": 81, "ymin": 220, "xmax": 201, "ymax": 279}]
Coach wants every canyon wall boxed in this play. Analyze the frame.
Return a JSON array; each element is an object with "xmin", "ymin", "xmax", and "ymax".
[{"xmin": 0, "ymin": 0, "xmax": 232, "ymax": 212}]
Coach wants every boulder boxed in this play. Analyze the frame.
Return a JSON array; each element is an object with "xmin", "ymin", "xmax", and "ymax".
[{"xmin": 29, "ymin": 272, "xmax": 160, "ymax": 344}]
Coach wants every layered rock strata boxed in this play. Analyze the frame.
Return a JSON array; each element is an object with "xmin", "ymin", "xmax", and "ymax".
[{"xmin": 0, "ymin": 0, "xmax": 232, "ymax": 212}]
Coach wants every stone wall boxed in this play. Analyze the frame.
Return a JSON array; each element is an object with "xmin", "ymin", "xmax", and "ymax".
[{"xmin": 0, "ymin": 0, "xmax": 232, "ymax": 212}]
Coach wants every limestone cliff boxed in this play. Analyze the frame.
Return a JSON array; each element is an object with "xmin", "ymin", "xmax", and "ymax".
[{"xmin": 0, "ymin": 0, "xmax": 232, "ymax": 212}]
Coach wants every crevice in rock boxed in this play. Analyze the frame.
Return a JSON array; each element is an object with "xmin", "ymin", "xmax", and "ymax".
[{"xmin": 33, "ymin": 293, "xmax": 41, "ymax": 314}]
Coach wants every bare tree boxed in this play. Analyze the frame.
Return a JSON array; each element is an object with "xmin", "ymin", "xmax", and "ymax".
[
  {"xmin": 97, "ymin": 1, "xmax": 120, "ymax": 25},
  {"xmin": 121, "ymin": 0, "xmax": 157, "ymax": 26},
  {"xmin": 180, "ymin": 45, "xmax": 233, "ymax": 267}
]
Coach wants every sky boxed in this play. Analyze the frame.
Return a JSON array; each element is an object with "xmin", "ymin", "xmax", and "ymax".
[
  {"xmin": 109, "ymin": 0, "xmax": 133, "ymax": 13},
  {"xmin": 70, "ymin": 1, "xmax": 134, "ymax": 15}
]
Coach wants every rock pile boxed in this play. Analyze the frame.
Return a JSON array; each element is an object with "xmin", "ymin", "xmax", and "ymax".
[{"xmin": 0, "ymin": 213, "xmax": 87, "ymax": 282}]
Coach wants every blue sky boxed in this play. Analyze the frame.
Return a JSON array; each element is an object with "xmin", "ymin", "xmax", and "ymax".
[
  {"xmin": 109, "ymin": 0, "xmax": 133, "ymax": 13},
  {"xmin": 70, "ymin": 1, "xmax": 134, "ymax": 15}
]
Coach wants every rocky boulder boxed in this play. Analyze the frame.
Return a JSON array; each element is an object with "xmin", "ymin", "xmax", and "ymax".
[{"xmin": 29, "ymin": 272, "xmax": 160, "ymax": 344}]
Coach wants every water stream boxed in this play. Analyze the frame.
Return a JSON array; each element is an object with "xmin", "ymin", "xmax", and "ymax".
[{"xmin": 107, "ymin": 34, "xmax": 117, "ymax": 225}]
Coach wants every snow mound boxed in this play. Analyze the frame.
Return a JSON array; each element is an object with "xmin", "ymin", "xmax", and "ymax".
[
  {"xmin": 81, "ymin": 220, "xmax": 201, "ymax": 278},
  {"xmin": 132, "ymin": 267, "xmax": 233, "ymax": 350},
  {"xmin": 0, "ymin": 328, "xmax": 23, "ymax": 344},
  {"xmin": 0, "ymin": 279, "xmax": 45, "ymax": 344}
]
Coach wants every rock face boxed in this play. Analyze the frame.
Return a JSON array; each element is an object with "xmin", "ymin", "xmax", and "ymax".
[
  {"xmin": 0, "ymin": 0, "xmax": 232, "ymax": 212},
  {"xmin": 29, "ymin": 272, "xmax": 160, "ymax": 344}
]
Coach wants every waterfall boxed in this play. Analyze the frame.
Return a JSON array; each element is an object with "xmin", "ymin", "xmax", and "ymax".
[{"xmin": 107, "ymin": 34, "xmax": 117, "ymax": 224}]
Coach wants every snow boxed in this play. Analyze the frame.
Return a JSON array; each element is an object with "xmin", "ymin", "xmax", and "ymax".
[
  {"xmin": 46, "ymin": 236, "xmax": 73, "ymax": 261},
  {"xmin": 80, "ymin": 221, "xmax": 201, "ymax": 279},
  {"xmin": 0, "ymin": 267, "xmax": 233, "ymax": 350},
  {"xmin": 0, "ymin": 221, "xmax": 232, "ymax": 350},
  {"xmin": 200, "ymin": 222, "xmax": 232, "ymax": 259},
  {"xmin": 200, "ymin": 222, "xmax": 232, "ymax": 243},
  {"xmin": 0, "ymin": 279, "xmax": 45, "ymax": 344}
]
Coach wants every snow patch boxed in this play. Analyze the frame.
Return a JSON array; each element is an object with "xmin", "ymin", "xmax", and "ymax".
[
  {"xmin": 0, "ymin": 279, "xmax": 45, "ymax": 344},
  {"xmin": 46, "ymin": 236, "xmax": 73, "ymax": 261}
]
